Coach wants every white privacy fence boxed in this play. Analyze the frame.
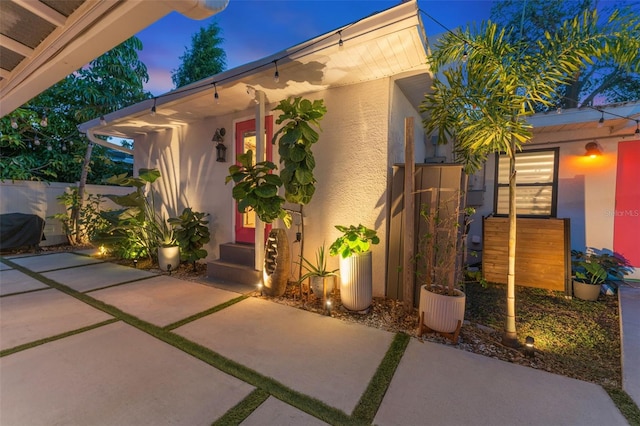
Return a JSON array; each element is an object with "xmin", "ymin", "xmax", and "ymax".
[{"xmin": 0, "ymin": 181, "xmax": 131, "ymax": 246}]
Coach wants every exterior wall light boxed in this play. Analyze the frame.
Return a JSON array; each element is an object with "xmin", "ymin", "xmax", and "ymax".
[
  {"xmin": 584, "ymin": 142, "xmax": 602, "ymax": 158},
  {"xmin": 213, "ymin": 127, "xmax": 227, "ymax": 162}
]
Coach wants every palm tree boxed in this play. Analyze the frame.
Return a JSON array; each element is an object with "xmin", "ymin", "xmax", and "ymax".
[{"xmin": 421, "ymin": 9, "xmax": 639, "ymax": 346}]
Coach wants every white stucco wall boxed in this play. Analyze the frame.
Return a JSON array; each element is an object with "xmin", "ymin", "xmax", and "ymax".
[{"xmin": 133, "ymin": 76, "xmax": 426, "ymax": 296}]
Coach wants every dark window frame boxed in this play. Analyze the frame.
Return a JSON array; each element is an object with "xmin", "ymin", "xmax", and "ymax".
[{"xmin": 493, "ymin": 147, "xmax": 559, "ymax": 218}]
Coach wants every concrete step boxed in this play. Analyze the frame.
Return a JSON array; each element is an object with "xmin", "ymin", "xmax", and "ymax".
[
  {"xmin": 219, "ymin": 242, "xmax": 255, "ymax": 267},
  {"xmin": 206, "ymin": 259, "xmax": 261, "ymax": 287}
]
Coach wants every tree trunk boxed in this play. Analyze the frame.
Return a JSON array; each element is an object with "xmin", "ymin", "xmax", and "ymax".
[
  {"xmin": 75, "ymin": 141, "xmax": 94, "ymax": 245},
  {"xmin": 503, "ymin": 137, "xmax": 518, "ymax": 347}
]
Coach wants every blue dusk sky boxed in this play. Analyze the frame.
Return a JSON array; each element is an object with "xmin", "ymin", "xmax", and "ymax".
[{"xmin": 135, "ymin": 0, "xmax": 497, "ymax": 95}]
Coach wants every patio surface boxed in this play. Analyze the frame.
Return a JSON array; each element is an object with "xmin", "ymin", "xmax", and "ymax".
[{"xmin": 0, "ymin": 252, "xmax": 633, "ymax": 425}]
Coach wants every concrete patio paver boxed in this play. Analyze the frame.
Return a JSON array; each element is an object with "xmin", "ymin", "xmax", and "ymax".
[
  {"xmin": 0, "ymin": 288, "xmax": 113, "ymax": 351},
  {"xmin": 374, "ymin": 338, "xmax": 627, "ymax": 426},
  {"xmin": 0, "ymin": 321, "xmax": 254, "ymax": 425},
  {"xmin": 8, "ymin": 252, "xmax": 103, "ymax": 272},
  {"xmin": 43, "ymin": 261, "xmax": 156, "ymax": 292},
  {"xmin": 0, "ymin": 263, "xmax": 13, "ymax": 271},
  {"xmin": 241, "ymin": 396, "xmax": 330, "ymax": 426},
  {"xmin": 620, "ymin": 285, "xmax": 640, "ymax": 407},
  {"xmin": 90, "ymin": 275, "xmax": 242, "ymax": 327},
  {"xmin": 175, "ymin": 297, "xmax": 394, "ymax": 414},
  {"xmin": 0, "ymin": 268, "xmax": 48, "ymax": 296}
]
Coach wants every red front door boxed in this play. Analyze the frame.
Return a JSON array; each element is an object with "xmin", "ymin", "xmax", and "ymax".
[{"xmin": 235, "ymin": 116, "xmax": 274, "ymax": 244}]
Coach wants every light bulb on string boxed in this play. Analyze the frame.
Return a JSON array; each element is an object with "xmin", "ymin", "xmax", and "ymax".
[
  {"xmin": 151, "ymin": 98, "xmax": 157, "ymax": 116},
  {"xmin": 273, "ymin": 61, "xmax": 280, "ymax": 83},
  {"xmin": 100, "ymin": 116, "xmax": 107, "ymax": 126},
  {"xmin": 338, "ymin": 30, "xmax": 344, "ymax": 49},
  {"xmin": 46, "ymin": 143, "xmax": 52, "ymax": 151},
  {"xmin": 34, "ymin": 136, "xmax": 41, "ymax": 146},
  {"xmin": 11, "ymin": 117, "xmax": 18, "ymax": 129},
  {"xmin": 597, "ymin": 111, "xmax": 604, "ymax": 128},
  {"xmin": 635, "ymin": 120, "xmax": 640, "ymax": 136},
  {"xmin": 62, "ymin": 143, "xmax": 67, "ymax": 152},
  {"xmin": 40, "ymin": 114, "xmax": 48, "ymax": 127},
  {"xmin": 213, "ymin": 83, "xmax": 219, "ymax": 104},
  {"xmin": 462, "ymin": 42, "xmax": 469, "ymax": 62}
]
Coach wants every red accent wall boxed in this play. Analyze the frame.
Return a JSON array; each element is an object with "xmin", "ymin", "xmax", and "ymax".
[{"xmin": 614, "ymin": 140, "xmax": 640, "ymax": 266}]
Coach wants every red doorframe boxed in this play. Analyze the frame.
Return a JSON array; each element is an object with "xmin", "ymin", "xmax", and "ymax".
[{"xmin": 234, "ymin": 116, "xmax": 274, "ymax": 244}]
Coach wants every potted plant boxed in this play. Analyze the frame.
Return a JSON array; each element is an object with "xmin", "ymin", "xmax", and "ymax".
[
  {"xmin": 329, "ymin": 224, "xmax": 380, "ymax": 312},
  {"xmin": 168, "ymin": 208, "xmax": 210, "ymax": 271},
  {"xmin": 157, "ymin": 217, "xmax": 179, "ymax": 272},
  {"xmin": 416, "ymin": 190, "xmax": 468, "ymax": 342},
  {"xmin": 571, "ymin": 249, "xmax": 632, "ymax": 301},
  {"xmin": 299, "ymin": 244, "xmax": 338, "ymax": 303}
]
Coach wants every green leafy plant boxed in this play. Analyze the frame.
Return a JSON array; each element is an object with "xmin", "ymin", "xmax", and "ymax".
[
  {"xmin": 226, "ymin": 150, "xmax": 290, "ymax": 226},
  {"xmin": 572, "ymin": 249, "xmax": 632, "ymax": 286},
  {"xmin": 272, "ymin": 97, "xmax": 327, "ymax": 205},
  {"xmin": 95, "ymin": 168, "xmax": 164, "ymax": 260},
  {"xmin": 49, "ymin": 187, "xmax": 110, "ymax": 245},
  {"xmin": 299, "ymin": 244, "xmax": 338, "ymax": 282},
  {"xmin": 157, "ymin": 216, "xmax": 177, "ymax": 247},
  {"xmin": 168, "ymin": 207, "xmax": 210, "ymax": 267},
  {"xmin": 329, "ymin": 224, "xmax": 380, "ymax": 259}
]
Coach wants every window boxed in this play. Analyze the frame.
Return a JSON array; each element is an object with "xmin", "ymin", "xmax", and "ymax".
[{"xmin": 494, "ymin": 148, "xmax": 559, "ymax": 217}]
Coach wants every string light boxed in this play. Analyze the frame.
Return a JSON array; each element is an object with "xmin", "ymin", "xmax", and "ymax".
[
  {"xmin": 34, "ymin": 136, "xmax": 40, "ymax": 146},
  {"xmin": 338, "ymin": 30, "xmax": 344, "ymax": 48},
  {"xmin": 597, "ymin": 111, "xmax": 604, "ymax": 128},
  {"xmin": 636, "ymin": 120, "xmax": 640, "ymax": 135},
  {"xmin": 150, "ymin": 98, "xmax": 157, "ymax": 116},
  {"xmin": 213, "ymin": 82, "xmax": 219, "ymax": 104},
  {"xmin": 273, "ymin": 61, "xmax": 280, "ymax": 83},
  {"xmin": 10, "ymin": 117, "xmax": 18, "ymax": 129},
  {"xmin": 46, "ymin": 142, "xmax": 52, "ymax": 151},
  {"xmin": 40, "ymin": 114, "xmax": 48, "ymax": 127},
  {"xmin": 462, "ymin": 41, "xmax": 469, "ymax": 62},
  {"xmin": 100, "ymin": 116, "xmax": 107, "ymax": 126}
]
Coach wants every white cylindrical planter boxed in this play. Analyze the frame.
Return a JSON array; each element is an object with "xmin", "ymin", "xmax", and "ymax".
[
  {"xmin": 419, "ymin": 285, "xmax": 466, "ymax": 333},
  {"xmin": 158, "ymin": 246, "xmax": 180, "ymax": 271},
  {"xmin": 339, "ymin": 251, "xmax": 372, "ymax": 312}
]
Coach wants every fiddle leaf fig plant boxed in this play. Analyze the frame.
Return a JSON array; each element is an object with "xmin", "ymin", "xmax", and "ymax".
[
  {"xmin": 272, "ymin": 97, "xmax": 327, "ymax": 205},
  {"xmin": 226, "ymin": 150, "xmax": 291, "ymax": 227}
]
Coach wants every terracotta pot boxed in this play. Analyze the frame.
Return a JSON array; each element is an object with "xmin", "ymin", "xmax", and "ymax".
[
  {"xmin": 158, "ymin": 246, "xmax": 180, "ymax": 272},
  {"xmin": 262, "ymin": 228, "xmax": 290, "ymax": 297},
  {"xmin": 339, "ymin": 251, "xmax": 372, "ymax": 312},
  {"xmin": 419, "ymin": 285, "xmax": 466, "ymax": 333},
  {"xmin": 573, "ymin": 280, "xmax": 601, "ymax": 301}
]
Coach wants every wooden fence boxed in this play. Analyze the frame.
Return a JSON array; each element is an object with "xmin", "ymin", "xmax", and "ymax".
[{"xmin": 482, "ymin": 216, "xmax": 571, "ymax": 293}]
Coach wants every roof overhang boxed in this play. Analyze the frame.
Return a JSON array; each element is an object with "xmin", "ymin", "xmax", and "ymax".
[
  {"xmin": 529, "ymin": 101, "xmax": 640, "ymax": 144},
  {"xmin": 0, "ymin": 0, "xmax": 229, "ymax": 117},
  {"xmin": 79, "ymin": 0, "xmax": 431, "ymax": 138}
]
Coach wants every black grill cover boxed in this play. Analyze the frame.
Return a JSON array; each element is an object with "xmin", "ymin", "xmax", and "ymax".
[{"xmin": 0, "ymin": 213, "xmax": 45, "ymax": 250}]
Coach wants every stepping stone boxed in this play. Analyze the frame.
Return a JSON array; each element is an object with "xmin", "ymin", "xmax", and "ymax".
[
  {"xmin": 0, "ymin": 322, "xmax": 253, "ymax": 425},
  {"xmin": 9, "ymin": 252, "xmax": 102, "ymax": 272},
  {"xmin": 176, "ymin": 297, "xmax": 394, "ymax": 413},
  {"xmin": 0, "ymin": 288, "xmax": 112, "ymax": 351},
  {"xmin": 43, "ymin": 262, "xmax": 155, "ymax": 292},
  {"xmin": 0, "ymin": 269, "xmax": 48, "ymax": 296},
  {"xmin": 241, "ymin": 396, "xmax": 329, "ymax": 425},
  {"xmin": 90, "ymin": 276, "xmax": 241, "ymax": 327}
]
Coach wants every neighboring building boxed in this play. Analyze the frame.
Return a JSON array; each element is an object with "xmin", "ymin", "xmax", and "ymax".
[
  {"xmin": 465, "ymin": 102, "xmax": 640, "ymax": 281},
  {"xmin": 79, "ymin": 0, "xmax": 431, "ymax": 297}
]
